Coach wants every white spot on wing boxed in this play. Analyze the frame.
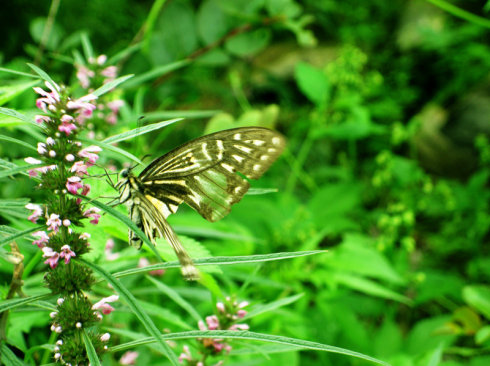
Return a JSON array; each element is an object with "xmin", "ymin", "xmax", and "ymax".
[
  {"xmin": 253, "ymin": 164, "xmax": 261, "ymax": 171},
  {"xmin": 272, "ymin": 137, "xmax": 281, "ymax": 145},
  {"xmin": 202, "ymin": 142, "xmax": 211, "ymax": 160},
  {"xmin": 221, "ymin": 163, "xmax": 235, "ymax": 173},
  {"xmin": 233, "ymin": 133, "xmax": 242, "ymax": 140},
  {"xmin": 236, "ymin": 145, "xmax": 252, "ymax": 154},
  {"xmin": 252, "ymin": 140, "xmax": 265, "ymax": 146},
  {"xmin": 217, "ymin": 140, "xmax": 224, "ymax": 160},
  {"xmin": 260, "ymin": 155, "xmax": 269, "ymax": 161},
  {"xmin": 232, "ymin": 154, "xmax": 244, "ymax": 163}
]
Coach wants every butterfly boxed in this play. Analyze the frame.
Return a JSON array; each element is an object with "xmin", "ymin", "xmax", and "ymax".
[{"xmin": 115, "ymin": 127, "xmax": 285, "ymax": 280}]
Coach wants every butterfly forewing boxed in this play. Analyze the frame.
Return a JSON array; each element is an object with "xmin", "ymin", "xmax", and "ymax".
[
  {"xmin": 117, "ymin": 127, "xmax": 285, "ymax": 280},
  {"xmin": 139, "ymin": 127, "xmax": 285, "ymax": 222}
]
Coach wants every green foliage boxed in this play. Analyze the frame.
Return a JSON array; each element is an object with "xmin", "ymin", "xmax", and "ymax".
[{"xmin": 1, "ymin": 0, "xmax": 489, "ymax": 365}]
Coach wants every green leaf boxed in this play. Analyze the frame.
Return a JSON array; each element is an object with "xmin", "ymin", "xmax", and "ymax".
[
  {"xmin": 0, "ymin": 67, "xmax": 39, "ymax": 79},
  {"xmin": 0, "ymin": 134, "xmax": 37, "ymax": 151},
  {"xmin": 0, "ymin": 107, "xmax": 35, "ymax": 124},
  {"xmin": 0, "ymin": 80, "xmax": 40, "ymax": 106},
  {"xmin": 0, "ymin": 226, "xmax": 44, "ymax": 248},
  {"xmin": 0, "ymin": 293, "xmax": 51, "ymax": 313},
  {"xmin": 91, "ymin": 74, "xmax": 134, "ymax": 98},
  {"xmin": 294, "ymin": 62, "xmax": 330, "ymax": 106},
  {"xmin": 143, "ymin": 110, "xmax": 220, "ymax": 120},
  {"xmin": 79, "ymin": 259, "xmax": 180, "ymax": 365},
  {"xmin": 102, "ymin": 118, "xmax": 183, "ymax": 144},
  {"xmin": 113, "ymin": 251, "xmax": 325, "ymax": 278},
  {"xmin": 332, "ymin": 272, "xmax": 411, "ymax": 304},
  {"xmin": 197, "ymin": 0, "xmax": 231, "ymax": 44},
  {"xmin": 225, "ymin": 28, "xmax": 271, "ymax": 56},
  {"xmin": 26, "ymin": 64, "xmax": 58, "ymax": 90},
  {"xmin": 0, "ymin": 163, "xmax": 44, "ymax": 179},
  {"xmin": 80, "ymin": 32, "xmax": 94, "ymax": 60},
  {"xmin": 110, "ymin": 330, "xmax": 390, "ymax": 365},
  {"xmin": 1, "ymin": 343, "xmax": 27, "ymax": 366},
  {"xmin": 0, "ymin": 198, "xmax": 30, "ymax": 209},
  {"xmin": 463, "ymin": 285, "xmax": 490, "ymax": 320},
  {"xmin": 146, "ymin": 276, "xmax": 202, "ymax": 322},
  {"xmin": 82, "ymin": 329, "xmax": 101, "ymax": 366},
  {"xmin": 244, "ymin": 293, "xmax": 304, "ymax": 320}
]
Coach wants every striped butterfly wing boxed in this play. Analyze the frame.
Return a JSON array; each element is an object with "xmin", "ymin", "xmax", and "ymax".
[{"xmin": 138, "ymin": 127, "xmax": 285, "ymax": 222}]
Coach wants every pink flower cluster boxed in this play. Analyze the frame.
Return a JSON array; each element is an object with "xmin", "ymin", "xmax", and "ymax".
[
  {"xmin": 75, "ymin": 54, "xmax": 124, "ymax": 128},
  {"xmin": 34, "ymin": 80, "xmax": 97, "ymax": 132},
  {"xmin": 179, "ymin": 300, "xmax": 250, "ymax": 364},
  {"xmin": 42, "ymin": 245, "xmax": 76, "ymax": 269},
  {"xmin": 92, "ymin": 295, "xmax": 119, "ymax": 316}
]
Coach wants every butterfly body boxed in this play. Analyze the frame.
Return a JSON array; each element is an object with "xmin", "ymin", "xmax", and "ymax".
[{"xmin": 115, "ymin": 127, "xmax": 285, "ymax": 280}]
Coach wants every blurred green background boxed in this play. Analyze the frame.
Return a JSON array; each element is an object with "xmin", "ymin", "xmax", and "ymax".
[{"xmin": 0, "ymin": 0, "xmax": 489, "ymax": 365}]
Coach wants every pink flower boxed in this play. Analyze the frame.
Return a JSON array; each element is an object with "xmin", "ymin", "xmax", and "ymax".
[
  {"xmin": 107, "ymin": 100, "xmax": 124, "ymax": 113},
  {"xmin": 178, "ymin": 345, "xmax": 192, "ymax": 363},
  {"xmin": 76, "ymin": 65, "xmax": 95, "ymax": 88},
  {"xmin": 66, "ymin": 176, "xmax": 83, "ymax": 194},
  {"xmin": 205, "ymin": 315, "xmax": 219, "ymax": 330},
  {"xmin": 37, "ymin": 142, "xmax": 47, "ymax": 154},
  {"xmin": 237, "ymin": 309, "xmax": 247, "ymax": 318},
  {"xmin": 229, "ymin": 323, "xmax": 249, "ymax": 331},
  {"xmin": 238, "ymin": 301, "xmax": 249, "ymax": 308},
  {"xmin": 79, "ymin": 232, "xmax": 91, "ymax": 240},
  {"xmin": 120, "ymin": 351, "xmax": 138, "ymax": 365},
  {"xmin": 25, "ymin": 157, "xmax": 42, "ymax": 165},
  {"xmin": 65, "ymin": 154, "xmax": 75, "ymax": 162},
  {"xmin": 59, "ymin": 245, "xmax": 76, "ymax": 264},
  {"xmin": 46, "ymin": 213, "xmax": 62, "ymax": 232},
  {"xmin": 67, "ymin": 94, "xmax": 97, "ymax": 115},
  {"xmin": 92, "ymin": 295, "xmax": 119, "ymax": 315},
  {"xmin": 138, "ymin": 257, "xmax": 164, "ymax": 276},
  {"xmin": 32, "ymin": 231, "xmax": 49, "ymax": 248},
  {"xmin": 96, "ymin": 55, "xmax": 107, "ymax": 65},
  {"xmin": 46, "ymin": 137, "xmax": 55, "ymax": 145},
  {"xmin": 42, "ymin": 247, "xmax": 60, "ymax": 269},
  {"xmin": 198, "ymin": 320, "xmax": 207, "ymax": 331},
  {"xmin": 105, "ymin": 239, "xmax": 120, "ymax": 261},
  {"xmin": 100, "ymin": 333, "xmax": 110, "ymax": 342},
  {"xmin": 35, "ymin": 115, "xmax": 51, "ymax": 124},
  {"xmin": 78, "ymin": 145, "xmax": 102, "ymax": 165},
  {"xmin": 26, "ymin": 203, "xmax": 43, "ymax": 223},
  {"xmin": 59, "ymin": 121, "xmax": 77, "ymax": 135},
  {"xmin": 76, "ymin": 184, "xmax": 91, "ymax": 205},
  {"xmin": 70, "ymin": 161, "xmax": 88, "ymax": 176},
  {"xmin": 216, "ymin": 302, "xmax": 225, "ymax": 313},
  {"xmin": 101, "ymin": 65, "xmax": 117, "ymax": 79},
  {"xmin": 83, "ymin": 207, "xmax": 101, "ymax": 224}
]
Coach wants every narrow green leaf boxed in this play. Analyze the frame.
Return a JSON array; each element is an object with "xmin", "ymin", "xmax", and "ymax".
[
  {"xmin": 143, "ymin": 110, "xmax": 220, "ymax": 120},
  {"xmin": 122, "ymin": 60, "xmax": 190, "ymax": 89},
  {"xmin": 91, "ymin": 74, "xmax": 134, "ymax": 98},
  {"xmin": 0, "ymin": 80, "xmax": 41, "ymax": 106},
  {"xmin": 102, "ymin": 118, "xmax": 183, "ymax": 144},
  {"xmin": 0, "ymin": 163, "xmax": 44, "ymax": 179},
  {"xmin": 142, "ymin": 0, "xmax": 168, "ymax": 52},
  {"xmin": 107, "ymin": 43, "xmax": 142, "ymax": 64},
  {"xmin": 110, "ymin": 330, "xmax": 390, "ymax": 365},
  {"xmin": 0, "ymin": 293, "xmax": 51, "ymax": 313},
  {"xmin": 113, "ymin": 251, "xmax": 325, "ymax": 278},
  {"xmin": 26, "ymin": 64, "xmax": 58, "ymax": 89},
  {"xmin": 80, "ymin": 33, "xmax": 94, "ymax": 60},
  {"xmin": 82, "ymin": 329, "xmax": 101, "ymax": 366},
  {"xmin": 78, "ymin": 137, "xmax": 143, "ymax": 165},
  {"xmin": 0, "ymin": 134, "xmax": 37, "ymax": 151},
  {"xmin": 243, "ymin": 294, "xmax": 304, "ymax": 320},
  {"xmin": 0, "ymin": 67, "xmax": 39, "ymax": 78},
  {"xmin": 1, "ymin": 343, "xmax": 27, "ymax": 366},
  {"xmin": 173, "ymin": 225, "xmax": 261, "ymax": 243},
  {"xmin": 146, "ymin": 276, "xmax": 202, "ymax": 322},
  {"xmin": 0, "ymin": 226, "xmax": 44, "ymax": 247},
  {"xmin": 463, "ymin": 285, "xmax": 490, "ymax": 320},
  {"xmin": 0, "ymin": 198, "xmax": 30, "ymax": 208},
  {"xmin": 79, "ymin": 259, "xmax": 180, "ymax": 365},
  {"xmin": 0, "ymin": 107, "xmax": 35, "ymax": 124}
]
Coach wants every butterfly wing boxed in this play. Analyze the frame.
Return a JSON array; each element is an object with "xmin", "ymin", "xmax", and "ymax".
[
  {"xmin": 138, "ymin": 127, "xmax": 285, "ymax": 222},
  {"xmin": 126, "ymin": 189, "xmax": 199, "ymax": 280}
]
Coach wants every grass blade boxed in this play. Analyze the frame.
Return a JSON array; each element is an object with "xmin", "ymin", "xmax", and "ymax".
[
  {"xmin": 102, "ymin": 118, "xmax": 183, "ymax": 144},
  {"xmin": 82, "ymin": 329, "xmax": 101, "ymax": 366}
]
